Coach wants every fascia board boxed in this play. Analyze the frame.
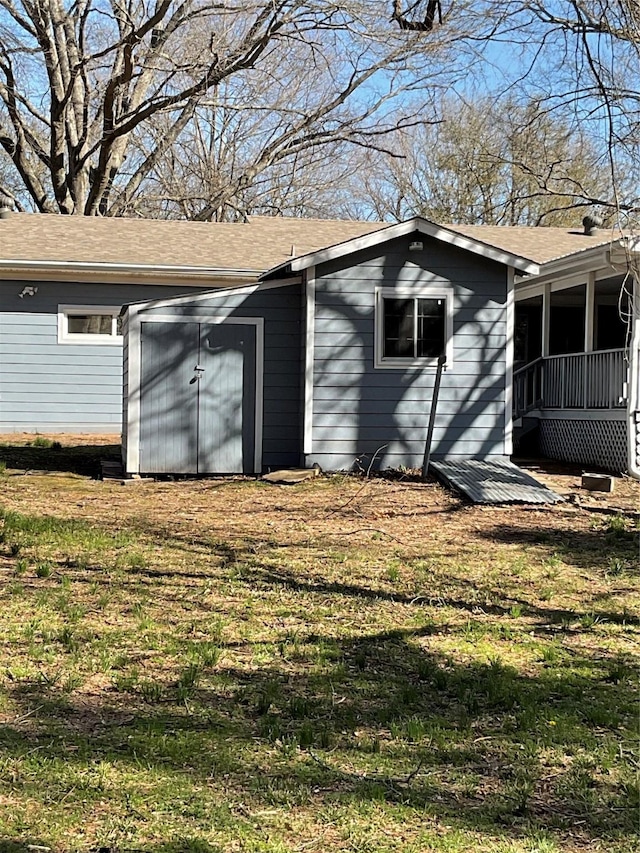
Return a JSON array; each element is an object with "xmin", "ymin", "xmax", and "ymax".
[
  {"xmin": 514, "ymin": 250, "xmax": 614, "ymax": 289},
  {"xmin": 413, "ymin": 220, "xmax": 540, "ymax": 274},
  {"xmin": 609, "ymin": 236, "xmax": 640, "ymax": 265},
  {"xmin": 282, "ymin": 217, "xmax": 540, "ymax": 275},
  {"xmin": 123, "ymin": 276, "xmax": 301, "ymax": 319},
  {"xmin": 288, "ymin": 220, "xmax": 414, "ymax": 270},
  {"xmin": 0, "ymin": 259, "xmax": 265, "ymax": 284}
]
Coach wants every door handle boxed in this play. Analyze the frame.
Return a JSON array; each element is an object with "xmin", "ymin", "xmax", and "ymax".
[{"xmin": 190, "ymin": 365, "xmax": 205, "ymax": 384}]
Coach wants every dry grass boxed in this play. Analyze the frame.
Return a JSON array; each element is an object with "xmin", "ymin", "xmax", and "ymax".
[{"xmin": 0, "ymin": 439, "xmax": 638, "ymax": 853}]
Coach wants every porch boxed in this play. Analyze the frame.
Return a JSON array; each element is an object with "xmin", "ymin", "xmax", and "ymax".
[
  {"xmin": 514, "ymin": 348, "xmax": 627, "ymax": 418},
  {"xmin": 513, "ymin": 272, "xmax": 631, "ymax": 472}
]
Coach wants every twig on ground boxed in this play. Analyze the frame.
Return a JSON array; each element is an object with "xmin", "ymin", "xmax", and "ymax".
[
  {"xmin": 329, "ymin": 526, "xmax": 406, "ymax": 544},
  {"xmin": 13, "ymin": 705, "xmax": 43, "ymax": 723}
]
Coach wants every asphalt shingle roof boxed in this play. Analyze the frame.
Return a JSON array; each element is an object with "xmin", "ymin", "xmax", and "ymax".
[
  {"xmin": 445, "ymin": 223, "xmax": 619, "ymax": 266},
  {"xmin": 0, "ymin": 212, "xmax": 620, "ymax": 273},
  {"xmin": 0, "ymin": 213, "xmax": 382, "ymax": 272}
]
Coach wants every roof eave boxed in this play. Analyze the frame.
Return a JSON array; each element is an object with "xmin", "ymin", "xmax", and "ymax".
[
  {"xmin": 259, "ymin": 262, "xmax": 294, "ymax": 281},
  {"xmin": 0, "ymin": 259, "xmax": 265, "ymax": 284},
  {"xmin": 271, "ymin": 217, "xmax": 540, "ymax": 276},
  {"xmin": 122, "ymin": 275, "xmax": 302, "ymax": 317},
  {"xmin": 514, "ymin": 244, "xmax": 620, "ymax": 286}
]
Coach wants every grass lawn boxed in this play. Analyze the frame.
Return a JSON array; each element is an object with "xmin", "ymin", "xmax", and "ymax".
[{"xmin": 0, "ymin": 441, "xmax": 638, "ymax": 852}]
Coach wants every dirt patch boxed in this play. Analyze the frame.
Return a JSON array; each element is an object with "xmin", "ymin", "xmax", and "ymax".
[
  {"xmin": 2, "ymin": 432, "xmax": 639, "ymax": 514},
  {"xmin": 516, "ymin": 458, "xmax": 640, "ymax": 514},
  {"xmin": 0, "ymin": 432, "xmax": 120, "ymax": 446}
]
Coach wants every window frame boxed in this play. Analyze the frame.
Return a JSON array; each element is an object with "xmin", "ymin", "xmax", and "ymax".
[
  {"xmin": 57, "ymin": 305, "xmax": 123, "ymax": 345},
  {"xmin": 374, "ymin": 286, "xmax": 453, "ymax": 369}
]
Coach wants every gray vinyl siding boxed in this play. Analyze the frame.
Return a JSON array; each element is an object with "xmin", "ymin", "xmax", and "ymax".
[
  {"xmin": 308, "ymin": 235, "xmax": 509, "ymax": 471},
  {"xmin": 132, "ymin": 283, "xmax": 302, "ymax": 470},
  {"xmin": 0, "ymin": 280, "xmax": 212, "ymax": 433}
]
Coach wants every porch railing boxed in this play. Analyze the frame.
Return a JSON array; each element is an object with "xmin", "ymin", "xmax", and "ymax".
[
  {"xmin": 514, "ymin": 348, "xmax": 627, "ymax": 419},
  {"xmin": 513, "ymin": 357, "xmax": 544, "ymax": 419}
]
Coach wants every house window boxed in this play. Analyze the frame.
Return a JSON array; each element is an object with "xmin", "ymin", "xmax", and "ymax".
[
  {"xmin": 375, "ymin": 287, "xmax": 453, "ymax": 368},
  {"xmin": 58, "ymin": 305, "xmax": 122, "ymax": 344}
]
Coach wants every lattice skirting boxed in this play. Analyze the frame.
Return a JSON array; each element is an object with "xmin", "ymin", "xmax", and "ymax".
[{"xmin": 538, "ymin": 419, "xmax": 628, "ymax": 473}]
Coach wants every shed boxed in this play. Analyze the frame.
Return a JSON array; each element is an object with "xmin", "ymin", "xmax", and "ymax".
[{"xmin": 121, "ymin": 217, "xmax": 541, "ymax": 476}]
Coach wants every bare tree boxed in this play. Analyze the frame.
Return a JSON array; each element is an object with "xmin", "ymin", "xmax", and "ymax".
[
  {"xmin": 342, "ymin": 95, "xmax": 624, "ymax": 225},
  {"xmin": 484, "ymin": 1, "xmax": 640, "ymax": 227},
  {"xmin": 0, "ymin": 0, "xmax": 474, "ymax": 218}
]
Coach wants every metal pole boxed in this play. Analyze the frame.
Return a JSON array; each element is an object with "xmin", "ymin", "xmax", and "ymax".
[{"xmin": 422, "ymin": 355, "xmax": 447, "ymax": 481}]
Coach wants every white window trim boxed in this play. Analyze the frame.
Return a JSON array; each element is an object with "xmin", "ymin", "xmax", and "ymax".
[
  {"xmin": 58, "ymin": 304, "xmax": 123, "ymax": 345},
  {"xmin": 374, "ymin": 286, "xmax": 453, "ymax": 369}
]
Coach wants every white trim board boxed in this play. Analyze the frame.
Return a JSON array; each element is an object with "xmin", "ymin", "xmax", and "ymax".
[
  {"xmin": 534, "ymin": 409, "xmax": 626, "ymax": 422},
  {"xmin": 303, "ymin": 267, "xmax": 316, "ymax": 456},
  {"xmin": 627, "ymin": 308, "xmax": 640, "ymax": 479},
  {"xmin": 125, "ymin": 315, "xmax": 264, "ymax": 475},
  {"xmin": 123, "ymin": 277, "xmax": 300, "ymax": 317},
  {"xmin": 515, "ymin": 265, "xmax": 622, "ymax": 300},
  {"xmin": 0, "ymin": 258, "xmax": 265, "ymax": 284},
  {"xmin": 57, "ymin": 303, "xmax": 123, "ymax": 346},
  {"xmin": 267, "ymin": 217, "xmax": 542, "ymax": 277},
  {"xmin": 505, "ymin": 268, "xmax": 515, "ymax": 456},
  {"xmin": 373, "ymin": 285, "xmax": 454, "ymax": 370},
  {"xmin": 519, "ymin": 245, "xmax": 618, "ymax": 281}
]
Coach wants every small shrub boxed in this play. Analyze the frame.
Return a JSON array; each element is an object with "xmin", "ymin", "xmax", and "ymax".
[
  {"xmin": 605, "ymin": 658, "xmax": 633, "ymax": 684},
  {"xmin": 31, "ymin": 436, "xmax": 54, "ymax": 448},
  {"xmin": 35, "ymin": 561, "xmax": 52, "ymax": 578},
  {"xmin": 386, "ymin": 564, "xmax": 400, "ymax": 582},
  {"xmin": 176, "ymin": 663, "xmax": 202, "ymax": 701},
  {"xmin": 58, "ymin": 625, "xmax": 79, "ymax": 652},
  {"xmin": 195, "ymin": 641, "xmax": 222, "ymax": 668},
  {"xmin": 255, "ymin": 679, "xmax": 281, "ymax": 715},
  {"xmin": 541, "ymin": 644, "xmax": 561, "ymax": 664},
  {"xmin": 580, "ymin": 612, "xmax": 604, "ymax": 630},
  {"xmin": 140, "ymin": 679, "xmax": 163, "ymax": 703},
  {"xmin": 14, "ymin": 558, "xmax": 28, "ymax": 576},
  {"xmin": 288, "ymin": 696, "xmax": 311, "ymax": 719},
  {"xmin": 606, "ymin": 557, "xmax": 633, "ymax": 578},
  {"xmin": 63, "ymin": 673, "xmax": 82, "ymax": 693},
  {"xmin": 117, "ymin": 551, "xmax": 147, "ymax": 570},
  {"xmin": 112, "ymin": 670, "xmax": 140, "ymax": 693},
  {"xmin": 297, "ymin": 721, "xmax": 315, "ymax": 748}
]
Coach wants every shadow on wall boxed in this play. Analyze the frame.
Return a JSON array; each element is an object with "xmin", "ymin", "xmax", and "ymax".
[
  {"xmin": 131, "ymin": 244, "xmax": 509, "ymax": 475},
  {"xmin": 312, "ymin": 245, "xmax": 509, "ymax": 471}
]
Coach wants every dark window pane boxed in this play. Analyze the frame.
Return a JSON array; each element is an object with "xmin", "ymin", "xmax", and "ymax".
[
  {"xmin": 68, "ymin": 314, "xmax": 113, "ymax": 335},
  {"xmin": 416, "ymin": 298, "xmax": 445, "ymax": 357},
  {"xmin": 383, "ymin": 298, "xmax": 414, "ymax": 358}
]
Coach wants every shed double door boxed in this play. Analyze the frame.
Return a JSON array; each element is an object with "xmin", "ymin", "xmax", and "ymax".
[{"xmin": 139, "ymin": 320, "xmax": 257, "ymax": 474}]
